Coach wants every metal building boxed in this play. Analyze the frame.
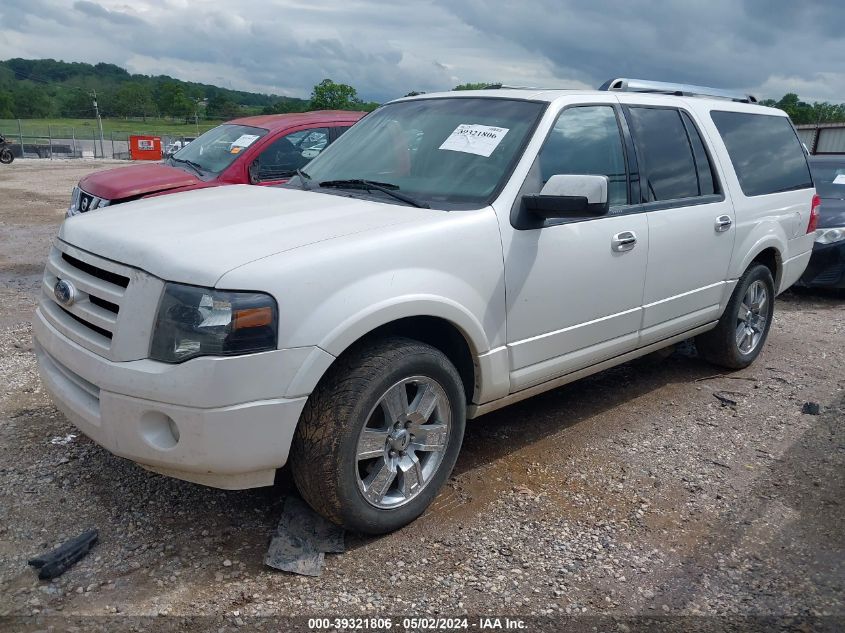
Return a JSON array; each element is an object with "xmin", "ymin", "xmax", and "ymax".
[{"xmin": 796, "ymin": 122, "xmax": 845, "ymax": 155}]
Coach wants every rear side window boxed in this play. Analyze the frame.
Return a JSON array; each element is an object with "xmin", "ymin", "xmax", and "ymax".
[
  {"xmin": 626, "ymin": 107, "xmax": 700, "ymax": 201},
  {"xmin": 710, "ymin": 111, "xmax": 812, "ymax": 197}
]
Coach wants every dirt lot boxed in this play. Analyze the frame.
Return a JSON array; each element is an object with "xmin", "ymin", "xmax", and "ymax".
[{"xmin": 0, "ymin": 159, "xmax": 843, "ymax": 630}]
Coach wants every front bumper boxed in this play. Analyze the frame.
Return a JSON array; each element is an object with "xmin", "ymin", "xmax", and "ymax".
[
  {"xmin": 34, "ymin": 307, "xmax": 317, "ymax": 489},
  {"xmin": 795, "ymin": 240, "xmax": 845, "ymax": 288}
]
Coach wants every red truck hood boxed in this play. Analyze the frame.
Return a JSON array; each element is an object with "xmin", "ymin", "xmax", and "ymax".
[{"xmin": 78, "ymin": 163, "xmax": 201, "ymax": 200}]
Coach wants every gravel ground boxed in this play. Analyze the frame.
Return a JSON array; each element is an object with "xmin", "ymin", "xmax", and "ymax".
[{"xmin": 0, "ymin": 159, "xmax": 843, "ymax": 631}]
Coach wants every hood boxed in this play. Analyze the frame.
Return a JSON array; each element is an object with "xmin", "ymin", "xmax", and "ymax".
[
  {"xmin": 79, "ymin": 163, "xmax": 201, "ymax": 200},
  {"xmin": 59, "ymin": 185, "xmax": 432, "ymax": 287},
  {"xmin": 818, "ymin": 197, "xmax": 845, "ymax": 229}
]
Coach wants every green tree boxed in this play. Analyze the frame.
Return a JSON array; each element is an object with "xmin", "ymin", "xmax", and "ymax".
[
  {"xmin": 114, "ymin": 82, "xmax": 156, "ymax": 120},
  {"xmin": 206, "ymin": 92, "xmax": 240, "ymax": 119},
  {"xmin": 758, "ymin": 93, "xmax": 845, "ymax": 125},
  {"xmin": 11, "ymin": 83, "xmax": 52, "ymax": 118},
  {"xmin": 310, "ymin": 79, "xmax": 361, "ymax": 110},
  {"xmin": 156, "ymin": 81, "xmax": 192, "ymax": 119},
  {"xmin": 261, "ymin": 98, "xmax": 309, "ymax": 115},
  {"xmin": 807, "ymin": 101, "xmax": 845, "ymax": 124},
  {"xmin": 0, "ymin": 91, "xmax": 12, "ymax": 118},
  {"xmin": 775, "ymin": 93, "xmax": 812, "ymax": 124},
  {"xmin": 56, "ymin": 89, "xmax": 94, "ymax": 118},
  {"xmin": 453, "ymin": 82, "xmax": 490, "ymax": 91}
]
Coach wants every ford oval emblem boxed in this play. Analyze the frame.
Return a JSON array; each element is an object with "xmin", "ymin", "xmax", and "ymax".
[{"xmin": 54, "ymin": 279, "xmax": 76, "ymax": 307}]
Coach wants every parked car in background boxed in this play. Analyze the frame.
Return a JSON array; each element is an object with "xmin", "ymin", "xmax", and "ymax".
[
  {"xmin": 67, "ymin": 111, "xmax": 365, "ymax": 215},
  {"xmin": 37, "ymin": 79, "xmax": 815, "ymax": 534},
  {"xmin": 796, "ymin": 156, "xmax": 845, "ymax": 288},
  {"xmin": 163, "ymin": 137, "xmax": 195, "ymax": 157}
]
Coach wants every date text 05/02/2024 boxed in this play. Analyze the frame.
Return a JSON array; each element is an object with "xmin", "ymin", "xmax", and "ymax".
[{"xmin": 307, "ymin": 617, "xmax": 527, "ymax": 630}]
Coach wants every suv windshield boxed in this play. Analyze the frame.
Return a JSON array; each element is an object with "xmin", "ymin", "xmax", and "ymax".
[
  {"xmin": 300, "ymin": 97, "xmax": 546, "ymax": 206},
  {"xmin": 810, "ymin": 160, "xmax": 845, "ymax": 199},
  {"xmin": 170, "ymin": 124, "xmax": 268, "ymax": 175}
]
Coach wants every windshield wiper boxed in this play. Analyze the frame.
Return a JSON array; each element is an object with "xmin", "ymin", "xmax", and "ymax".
[
  {"xmin": 317, "ymin": 179, "xmax": 429, "ymax": 209},
  {"xmin": 170, "ymin": 156, "xmax": 205, "ymax": 176}
]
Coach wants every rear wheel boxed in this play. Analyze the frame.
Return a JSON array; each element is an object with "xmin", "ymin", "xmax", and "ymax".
[
  {"xmin": 696, "ymin": 263, "xmax": 775, "ymax": 369},
  {"xmin": 290, "ymin": 337, "xmax": 466, "ymax": 534},
  {"xmin": 0, "ymin": 148, "xmax": 13, "ymax": 164}
]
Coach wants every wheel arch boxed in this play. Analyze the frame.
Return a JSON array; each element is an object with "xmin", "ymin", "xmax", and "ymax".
[
  {"xmin": 286, "ymin": 298, "xmax": 493, "ymax": 405},
  {"xmin": 734, "ymin": 236, "xmax": 784, "ymax": 291},
  {"xmin": 338, "ymin": 316, "xmax": 477, "ymax": 404},
  {"xmin": 749, "ymin": 246, "xmax": 782, "ymax": 289}
]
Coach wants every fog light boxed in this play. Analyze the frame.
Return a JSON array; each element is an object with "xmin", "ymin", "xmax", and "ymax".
[{"xmin": 140, "ymin": 411, "xmax": 180, "ymax": 450}]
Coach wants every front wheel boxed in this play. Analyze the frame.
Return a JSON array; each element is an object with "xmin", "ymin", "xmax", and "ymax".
[
  {"xmin": 696, "ymin": 263, "xmax": 775, "ymax": 369},
  {"xmin": 0, "ymin": 148, "xmax": 13, "ymax": 164},
  {"xmin": 290, "ymin": 337, "xmax": 466, "ymax": 534}
]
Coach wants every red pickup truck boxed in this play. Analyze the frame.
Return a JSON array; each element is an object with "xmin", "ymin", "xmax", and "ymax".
[{"xmin": 67, "ymin": 110, "xmax": 365, "ymax": 215}]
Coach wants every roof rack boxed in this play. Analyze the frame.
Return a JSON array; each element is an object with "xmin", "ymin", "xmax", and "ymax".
[
  {"xmin": 481, "ymin": 83, "xmax": 577, "ymax": 91},
  {"xmin": 482, "ymin": 84, "xmax": 535, "ymax": 90},
  {"xmin": 599, "ymin": 78, "xmax": 757, "ymax": 104}
]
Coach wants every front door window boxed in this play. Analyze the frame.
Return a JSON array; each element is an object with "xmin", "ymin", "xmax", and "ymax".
[{"xmin": 256, "ymin": 127, "xmax": 330, "ymax": 181}]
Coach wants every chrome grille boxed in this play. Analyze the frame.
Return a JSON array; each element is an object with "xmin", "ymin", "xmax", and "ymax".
[
  {"xmin": 42, "ymin": 243, "xmax": 129, "ymax": 355},
  {"xmin": 40, "ymin": 241, "xmax": 164, "ymax": 361},
  {"xmin": 68, "ymin": 186, "xmax": 110, "ymax": 216}
]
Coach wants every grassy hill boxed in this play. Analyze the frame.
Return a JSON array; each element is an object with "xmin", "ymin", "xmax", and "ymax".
[{"xmin": 0, "ymin": 58, "xmax": 310, "ymax": 122}]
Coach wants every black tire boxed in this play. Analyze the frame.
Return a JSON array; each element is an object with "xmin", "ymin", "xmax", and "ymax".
[
  {"xmin": 290, "ymin": 336, "xmax": 466, "ymax": 534},
  {"xmin": 696, "ymin": 263, "xmax": 775, "ymax": 369},
  {"xmin": 0, "ymin": 149, "xmax": 13, "ymax": 164}
]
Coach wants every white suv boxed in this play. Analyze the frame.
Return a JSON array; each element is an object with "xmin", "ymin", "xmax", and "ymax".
[{"xmin": 34, "ymin": 79, "xmax": 818, "ymax": 533}]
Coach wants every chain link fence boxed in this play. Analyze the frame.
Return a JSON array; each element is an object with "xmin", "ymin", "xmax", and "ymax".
[{"xmin": 0, "ymin": 120, "xmax": 199, "ymax": 160}]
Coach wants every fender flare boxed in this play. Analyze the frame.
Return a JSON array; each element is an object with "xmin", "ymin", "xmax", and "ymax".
[
  {"xmin": 285, "ymin": 295, "xmax": 493, "ymax": 399},
  {"xmin": 734, "ymin": 235, "xmax": 784, "ymax": 286},
  {"xmin": 320, "ymin": 295, "xmax": 491, "ymax": 357}
]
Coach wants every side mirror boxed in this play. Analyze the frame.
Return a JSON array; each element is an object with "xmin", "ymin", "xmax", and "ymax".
[
  {"xmin": 248, "ymin": 159, "xmax": 260, "ymax": 184},
  {"xmin": 523, "ymin": 174, "xmax": 609, "ymax": 219}
]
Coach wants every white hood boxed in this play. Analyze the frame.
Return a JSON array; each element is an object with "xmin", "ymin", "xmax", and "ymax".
[{"xmin": 59, "ymin": 185, "xmax": 430, "ymax": 287}]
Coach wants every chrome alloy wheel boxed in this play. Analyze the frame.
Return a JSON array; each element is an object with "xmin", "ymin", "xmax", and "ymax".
[
  {"xmin": 736, "ymin": 280, "xmax": 768, "ymax": 355},
  {"xmin": 355, "ymin": 376, "xmax": 452, "ymax": 509}
]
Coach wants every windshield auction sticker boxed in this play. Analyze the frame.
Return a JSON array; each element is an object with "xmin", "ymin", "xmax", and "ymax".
[
  {"xmin": 231, "ymin": 134, "xmax": 261, "ymax": 149},
  {"xmin": 439, "ymin": 124, "xmax": 509, "ymax": 157}
]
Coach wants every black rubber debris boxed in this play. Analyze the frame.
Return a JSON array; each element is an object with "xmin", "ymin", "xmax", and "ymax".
[
  {"xmin": 713, "ymin": 392, "xmax": 738, "ymax": 407},
  {"xmin": 28, "ymin": 528, "xmax": 98, "ymax": 580},
  {"xmin": 801, "ymin": 402, "xmax": 821, "ymax": 415},
  {"xmin": 265, "ymin": 496, "xmax": 344, "ymax": 577}
]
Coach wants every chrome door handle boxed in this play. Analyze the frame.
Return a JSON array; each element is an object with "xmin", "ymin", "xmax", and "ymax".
[
  {"xmin": 715, "ymin": 215, "xmax": 733, "ymax": 232},
  {"xmin": 611, "ymin": 231, "xmax": 637, "ymax": 252}
]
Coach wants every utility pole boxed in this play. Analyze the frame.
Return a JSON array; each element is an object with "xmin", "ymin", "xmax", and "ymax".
[{"xmin": 91, "ymin": 89, "xmax": 106, "ymax": 158}]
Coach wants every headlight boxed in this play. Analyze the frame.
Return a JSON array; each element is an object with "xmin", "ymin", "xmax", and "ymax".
[
  {"xmin": 150, "ymin": 283, "xmax": 278, "ymax": 363},
  {"xmin": 68, "ymin": 186, "xmax": 81, "ymax": 216},
  {"xmin": 815, "ymin": 227, "xmax": 845, "ymax": 245}
]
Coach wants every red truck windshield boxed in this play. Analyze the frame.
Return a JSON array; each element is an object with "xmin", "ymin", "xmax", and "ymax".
[{"xmin": 170, "ymin": 124, "xmax": 268, "ymax": 175}]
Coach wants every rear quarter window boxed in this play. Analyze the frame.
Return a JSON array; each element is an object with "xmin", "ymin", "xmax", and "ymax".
[{"xmin": 710, "ymin": 111, "xmax": 812, "ymax": 197}]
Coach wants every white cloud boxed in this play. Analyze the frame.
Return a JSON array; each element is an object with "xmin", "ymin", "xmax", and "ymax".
[
  {"xmin": 0, "ymin": 0, "xmax": 841, "ymax": 103},
  {"xmin": 752, "ymin": 73, "xmax": 845, "ymax": 104}
]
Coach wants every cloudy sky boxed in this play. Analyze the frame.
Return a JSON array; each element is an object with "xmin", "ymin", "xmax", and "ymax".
[{"xmin": 0, "ymin": 0, "xmax": 842, "ymax": 103}]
